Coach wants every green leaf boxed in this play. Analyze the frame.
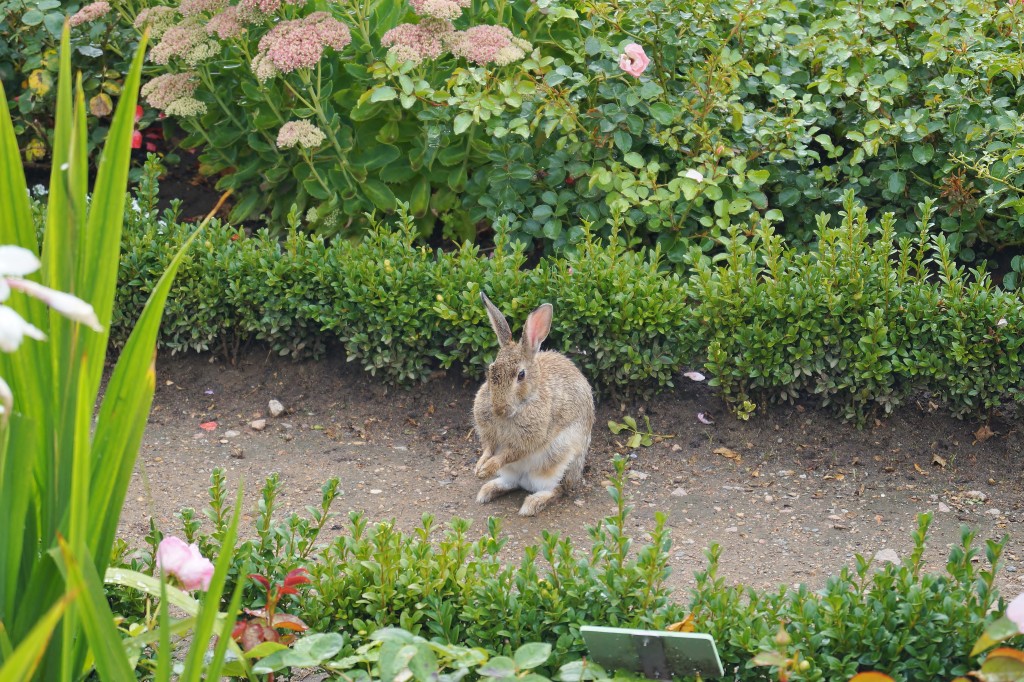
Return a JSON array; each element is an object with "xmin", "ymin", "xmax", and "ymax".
[
  {"xmin": 608, "ymin": 420, "xmax": 624, "ymax": 434},
  {"xmin": 454, "ymin": 112, "xmax": 473, "ymax": 136},
  {"xmin": 648, "ymin": 103, "xmax": 675, "ymax": 126},
  {"xmin": 613, "ymin": 129, "xmax": 632, "ymax": 153},
  {"xmin": 912, "ymin": 144, "xmax": 934, "ymax": 165},
  {"xmin": 254, "ymin": 633, "xmax": 345, "ymax": 673},
  {"xmin": 363, "ymin": 179, "xmax": 398, "ymax": 212},
  {"xmin": 0, "ymin": 595, "xmax": 69, "ymax": 681},
  {"xmin": 887, "ymin": 172, "xmax": 906, "ymax": 195},
  {"xmin": 370, "ymin": 86, "xmax": 397, "ymax": 102},
  {"xmin": 21, "ymin": 9, "xmax": 44, "ymax": 25},
  {"xmin": 514, "ymin": 643, "xmax": 551, "ymax": 670},
  {"xmin": 627, "ymin": 433, "xmax": 642, "ymax": 449},
  {"xmin": 55, "ymin": 539, "xmax": 135, "ymax": 681},
  {"xmin": 623, "ymin": 152, "xmax": 644, "ymax": 169},
  {"xmin": 349, "ymin": 143, "xmax": 401, "ymax": 171},
  {"xmin": 479, "ymin": 656, "xmax": 517, "ymax": 678},
  {"xmin": 973, "ymin": 616, "xmax": 1021, "ymax": 655}
]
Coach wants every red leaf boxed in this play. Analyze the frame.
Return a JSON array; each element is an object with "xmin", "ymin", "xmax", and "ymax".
[
  {"xmin": 270, "ymin": 613, "xmax": 309, "ymax": 632},
  {"xmin": 277, "ymin": 586, "xmax": 298, "ymax": 596},
  {"xmin": 284, "ymin": 567, "xmax": 310, "ymax": 587},
  {"xmin": 248, "ymin": 573, "xmax": 271, "ymax": 590},
  {"xmin": 240, "ymin": 623, "xmax": 265, "ymax": 651},
  {"xmin": 135, "ymin": 105, "xmax": 143, "ymax": 122},
  {"xmin": 231, "ymin": 620, "xmax": 247, "ymax": 641},
  {"xmin": 131, "ymin": 130, "xmax": 142, "ymax": 149}
]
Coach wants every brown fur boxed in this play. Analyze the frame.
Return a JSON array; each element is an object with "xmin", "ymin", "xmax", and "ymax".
[{"xmin": 472, "ymin": 293, "xmax": 595, "ymax": 515}]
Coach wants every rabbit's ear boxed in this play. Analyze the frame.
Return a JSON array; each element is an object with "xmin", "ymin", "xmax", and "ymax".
[
  {"xmin": 522, "ymin": 303, "xmax": 552, "ymax": 356},
  {"xmin": 481, "ymin": 292, "xmax": 513, "ymax": 346}
]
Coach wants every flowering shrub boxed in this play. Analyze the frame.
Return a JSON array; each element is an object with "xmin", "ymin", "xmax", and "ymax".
[
  {"xmin": 0, "ymin": 0, "xmax": 153, "ymax": 162},
  {"xmin": 466, "ymin": 0, "xmax": 1024, "ymax": 280},
  {"xmin": 136, "ymin": 0, "xmax": 544, "ymax": 234}
]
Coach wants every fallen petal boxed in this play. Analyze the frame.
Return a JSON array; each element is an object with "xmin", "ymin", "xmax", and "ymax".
[
  {"xmin": 684, "ymin": 169, "xmax": 704, "ymax": 183},
  {"xmin": 0, "ymin": 246, "xmax": 41, "ymax": 277},
  {"xmin": 6, "ymin": 279, "xmax": 102, "ymax": 332},
  {"xmin": 199, "ymin": 421, "xmax": 217, "ymax": 431},
  {"xmin": 683, "ymin": 371, "xmax": 706, "ymax": 382},
  {"xmin": 997, "ymin": 318, "xmax": 1008, "ymax": 327},
  {"xmin": 697, "ymin": 412, "xmax": 714, "ymax": 425}
]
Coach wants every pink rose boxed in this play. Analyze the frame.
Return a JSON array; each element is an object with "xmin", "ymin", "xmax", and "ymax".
[
  {"xmin": 1007, "ymin": 593, "xmax": 1024, "ymax": 631},
  {"xmin": 156, "ymin": 537, "xmax": 215, "ymax": 591},
  {"xmin": 618, "ymin": 43, "xmax": 650, "ymax": 78}
]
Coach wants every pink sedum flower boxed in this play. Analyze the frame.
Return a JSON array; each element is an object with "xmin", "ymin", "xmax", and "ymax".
[
  {"xmin": 179, "ymin": 0, "xmax": 228, "ymax": 16},
  {"xmin": 382, "ymin": 19, "xmax": 454, "ymax": 64},
  {"xmin": 448, "ymin": 25, "xmax": 531, "ymax": 66},
  {"xmin": 618, "ymin": 43, "xmax": 650, "ymax": 77},
  {"xmin": 255, "ymin": 12, "xmax": 351, "ymax": 75},
  {"xmin": 69, "ymin": 1, "xmax": 110, "ymax": 27},
  {"xmin": 207, "ymin": 6, "xmax": 244, "ymax": 39},
  {"xmin": 408, "ymin": 0, "xmax": 470, "ymax": 20},
  {"xmin": 150, "ymin": 19, "xmax": 206, "ymax": 64},
  {"xmin": 277, "ymin": 120, "xmax": 326, "ymax": 149},
  {"xmin": 156, "ymin": 537, "xmax": 215, "ymax": 591},
  {"xmin": 134, "ymin": 6, "xmax": 177, "ymax": 39},
  {"xmin": 141, "ymin": 72, "xmax": 199, "ymax": 111}
]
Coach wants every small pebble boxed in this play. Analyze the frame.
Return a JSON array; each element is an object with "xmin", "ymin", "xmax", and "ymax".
[
  {"xmin": 224, "ymin": 430, "xmax": 240, "ymax": 438},
  {"xmin": 268, "ymin": 399, "xmax": 285, "ymax": 417},
  {"xmin": 251, "ymin": 419, "xmax": 267, "ymax": 431}
]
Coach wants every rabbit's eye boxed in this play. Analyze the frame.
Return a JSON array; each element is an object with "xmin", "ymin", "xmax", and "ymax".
[{"xmin": 517, "ymin": 369, "xmax": 526, "ymax": 382}]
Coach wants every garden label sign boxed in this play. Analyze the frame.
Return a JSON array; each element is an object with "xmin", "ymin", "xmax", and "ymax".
[{"xmin": 580, "ymin": 626, "xmax": 724, "ymax": 679}]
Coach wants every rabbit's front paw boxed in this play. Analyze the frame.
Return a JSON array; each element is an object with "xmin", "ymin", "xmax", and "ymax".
[{"xmin": 475, "ymin": 453, "xmax": 501, "ymax": 479}]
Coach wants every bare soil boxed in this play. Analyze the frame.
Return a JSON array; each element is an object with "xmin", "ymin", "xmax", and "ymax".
[{"xmin": 120, "ymin": 352, "xmax": 1024, "ymax": 595}]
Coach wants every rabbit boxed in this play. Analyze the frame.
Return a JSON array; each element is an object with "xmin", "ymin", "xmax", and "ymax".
[{"xmin": 472, "ymin": 292, "xmax": 595, "ymax": 516}]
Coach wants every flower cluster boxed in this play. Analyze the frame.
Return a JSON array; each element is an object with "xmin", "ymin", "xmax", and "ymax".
[
  {"xmin": 178, "ymin": 0, "xmax": 228, "ymax": 16},
  {"xmin": 134, "ymin": 6, "xmax": 177, "ymax": 38},
  {"xmin": 206, "ymin": 6, "xmax": 244, "ymax": 39},
  {"xmin": 164, "ymin": 97, "xmax": 208, "ymax": 117},
  {"xmin": 155, "ymin": 537, "xmax": 215, "ymax": 591},
  {"xmin": 381, "ymin": 19, "xmax": 454, "ymax": 65},
  {"xmin": 448, "ymin": 25, "xmax": 531, "ymax": 66},
  {"xmin": 277, "ymin": 120, "xmax": 326, "ymax": 149},
  {"xmin": 150, "ymin": 19, "xmax": 217, "ymax": 65},
  {"xmin": 69, "ymin": 1, "xmax": 110, "ymax": 27},
  {"xmin": 253, "ymin": 12, "xmax": 351, "ymax": 76},
  {"xmin": 408, "ymin": 0, "xmax": 470, "ymax": 20},
  {"xmin": 140, "ymin": 72, "xmax": 198, "ymax": 110}
]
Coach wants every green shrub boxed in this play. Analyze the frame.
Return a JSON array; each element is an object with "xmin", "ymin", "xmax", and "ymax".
[
  {"xmin": 468, "ymin": 0, "xmax": 1024, "ymax": 277},
  {"xmin": 93, "ymin": 174, "xmax": 1024, "ymax": 413},
  {"xmin": 689, "ymin": 192, "xmax": 1023, "ymax": 421},
  {"xmin": 109, "ymin": 462, "xmax": 1024, "ymax": 681},
  {"xmin": 693, "ymin": 514, "xmax": 1013, "ymax": 681}
]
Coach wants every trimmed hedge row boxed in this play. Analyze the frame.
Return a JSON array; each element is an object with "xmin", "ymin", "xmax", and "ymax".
[{"xmin": 108, "ymin": 192, "xmax": 1023, "ymax": 419}]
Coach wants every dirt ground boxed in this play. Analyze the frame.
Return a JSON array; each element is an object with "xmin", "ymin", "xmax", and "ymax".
[{"xmin": 120, "ymin": 352, "xmax": 1024, "ymax": 595}]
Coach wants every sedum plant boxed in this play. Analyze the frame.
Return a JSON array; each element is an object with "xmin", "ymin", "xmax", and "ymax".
[
  {"xmin": 136, "ymin": 0, "xmax": 544, "ymax": 237},
  {"xmin": 0, "ymin": 23, "xmax": 250, "ymax": 681}
]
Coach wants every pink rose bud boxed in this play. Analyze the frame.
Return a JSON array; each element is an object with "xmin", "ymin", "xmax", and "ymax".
[
  {"xmin": 156, "ymin": 537, "xmax": 215, "ymax": 591},
  {"xmin": 618, "ymin": 43, "xmax": 650, "ymax": 78},
  {"xmin": 1008, "ymin": 592, "xmax": 1024, "ymax": 632}
]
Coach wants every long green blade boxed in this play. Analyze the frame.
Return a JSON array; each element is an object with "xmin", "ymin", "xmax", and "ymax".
[
  {"xmin": 55, "ymin": 538, "xmax": 134, "ymax": 681},
  {"xmin": 0, "ymin": 595, "xmax": 71, "ymax": 680}
]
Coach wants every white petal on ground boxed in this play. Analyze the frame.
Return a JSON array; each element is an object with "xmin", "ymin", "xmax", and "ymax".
[
  {"xmin": 0, "ymin": 245, "xmax": 41, "ymax": 277},
  {"xmin": 683, "ymin": 371, "xmax": 706, "ymax": 382},
  {"xmin": 697, "ymin": 412, "xmax": 715, "ymax": 425}
]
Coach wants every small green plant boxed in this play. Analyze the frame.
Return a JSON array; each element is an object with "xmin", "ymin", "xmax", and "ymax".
[{"xmin": 607, "ymin": 414, "xmax": 672, "ymax": 448}]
